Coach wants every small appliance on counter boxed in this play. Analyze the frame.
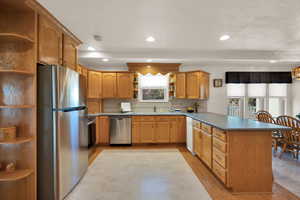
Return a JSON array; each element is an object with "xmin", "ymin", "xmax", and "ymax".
[
  {"xmin": 186, "ymin": 107, "xmax": 195, "ymax": 113},
  {"xmin": 121, "ymin": 102, "xmax": 131, "ymax": 113}
]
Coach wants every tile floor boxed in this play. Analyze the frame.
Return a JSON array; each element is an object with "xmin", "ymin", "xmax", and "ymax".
[{"xmin": 66, "ymin": 149, "xmax": 212, "ymax": 200}]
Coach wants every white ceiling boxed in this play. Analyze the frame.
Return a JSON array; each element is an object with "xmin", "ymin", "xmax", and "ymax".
[{"xmin": 38, "ymin": 0, "xmax": 300, "ymax": 68}]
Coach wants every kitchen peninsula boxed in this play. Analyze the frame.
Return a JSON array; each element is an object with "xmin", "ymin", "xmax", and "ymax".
[{"xmin": 89, "ymin": 112, "xmax": 290, "ymax": 194}]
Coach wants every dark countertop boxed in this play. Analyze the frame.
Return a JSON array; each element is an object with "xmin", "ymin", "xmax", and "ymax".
[{"xmin": 88, "ymin": 112, "xmax": 290, "ymax": 131}]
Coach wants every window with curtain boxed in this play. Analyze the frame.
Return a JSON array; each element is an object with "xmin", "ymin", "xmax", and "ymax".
[
  {"xmin": 138, "ymin": 73, "xmax": 169, "ymax": 102},
  {"xmin": 227, "ymin": 83, "xmax": 288, "ymax": 118}
]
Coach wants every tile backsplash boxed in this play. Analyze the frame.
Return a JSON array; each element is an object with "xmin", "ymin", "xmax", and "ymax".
[{"xmin": 103, "ymin": 99, "xmax": 207, "ymax": 113}]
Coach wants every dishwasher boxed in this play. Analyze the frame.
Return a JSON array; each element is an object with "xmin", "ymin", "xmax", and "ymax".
[{"xmin": 110, "ymin": 116, "xmax": 132, "ymax": 144}]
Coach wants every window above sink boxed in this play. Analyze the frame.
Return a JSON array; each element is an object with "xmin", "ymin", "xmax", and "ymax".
[{"xmin": 138, "ymin": 73, "xmax": 169, "ymax": 102}]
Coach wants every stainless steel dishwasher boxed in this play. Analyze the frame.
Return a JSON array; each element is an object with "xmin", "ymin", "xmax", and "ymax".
[{"xmin": 110, "ymin": 116, "xmax": 132, "ymax": 144}]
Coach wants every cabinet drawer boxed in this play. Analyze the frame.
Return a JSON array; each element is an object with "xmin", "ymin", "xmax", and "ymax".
[
  {"xmin": 201, "ymin": 123, "xmax": 212, "ymax": 134},
  {"xmin": 213, "ymin": 161, "xmax": 227, "ymax": 184},
  {"xmin": 155, "ymin": 116, "xmax": 172, "ymax": 121},
  {"xmin": 213, "ymin": 137, "xmax": 227, "ymax": 153},
  {"xmin": 193, "ymin": 120, "xmax": 201, "ymax": 129},
  {"xmin": 213, "ymin": 128, "xmax": 226, "ymax": 141},
  {"xmin": 213, "ymin": 148, "xmax": 227, "ymax": 169},
  {"xmin": 133, "ymin": 116, "xmax": 155, "ymax": 121}
]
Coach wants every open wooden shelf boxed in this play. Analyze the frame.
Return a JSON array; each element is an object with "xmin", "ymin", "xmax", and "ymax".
[
  {"xmin": 0, "ymin": 69, "xmax": 34, "ymax": 75},
  {"xmin": 0, "ymin": 33, "xmax": 34, "ymax": 43},
  {"xmin": 0, "ymin": 105, "xmax": 35, "ymax": 109},
  {"xmin": 0, "ymin": 169, "xmax": 33, "ymax": 182},
  {"xmin": 0, "ymin": 136, "xmax": 34, "ymax": 145}
]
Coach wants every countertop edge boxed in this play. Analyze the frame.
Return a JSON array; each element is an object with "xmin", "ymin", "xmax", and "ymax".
[{"xmin": 88, "ymin": 112, "xmax": 291, "ymax": 131}]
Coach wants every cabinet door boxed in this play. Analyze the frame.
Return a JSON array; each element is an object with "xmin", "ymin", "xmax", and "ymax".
[
  {"xmin": 170, "ymin": 119, "xmax": 178, "ymax": 143},
  {"xmin": 87, "ymin": 99, "xmax": 102, "ymax": 114},
  {"xmin": 170, "ymin": 117, "xmax": 186, "ymax": 143},
  {"xmin": 38, "ymin": 15, "xmax": 62, "ymax": 65},
  {"xmin": 132, "ymin": 122, "xmax": 141, "ymax": 143},
  {"xmin": 117, "ymin": 73, "xmax": 133, "ymax": 99},
  {"xmin": 96, "ymin": 116, "xmax": 110, "ymax": 144},
  {"xmin": 63, "ymin": 34, "xmax": 77, "ymax": 70},
  {"xmin": 177, "ymin": 117, "xmax": 186, "ymax": 143},
  {"xmin": 186, "ymin": 72, "xmax": 200, "ymax": 99},
  {"xmin": 88, "ymin": 71, "xmax": 102, "ymax": 99},
  {"xmin": 140, "ymin": 122, "xmax": 155, "ymax": 143},
  {"xmin": 175, "ymin": 73, "xmax": 186, "ymax": 98},
  {"xmin": 155, "ymin": 121, "xmax": 170, "ymax": 143},
  {"xmin": 202, "ymin": 131, "xmax": 212, "ymax": 168},
  {"xmin": 200, "ymin": 72, "xmax": 209, "ymax": 100},
  {"xmin": 82, "ymin": 67, "xmax": 88, "ymax": 78},
  {"xmin": 77, "ymin": 65, "xmax": 82, "ymax": 74},
  {"xmin": 193, "ymin": 128, "xmax": 202, "ymax": 157},
  {"xmin": 102, "ymin": 73, "xmax": 117, "ymax": 98}
]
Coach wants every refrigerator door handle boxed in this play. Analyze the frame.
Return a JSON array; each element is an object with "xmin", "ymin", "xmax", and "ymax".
[{"xmin": 54, "ymin": 106, "xmax": 87, "ymax": 112}]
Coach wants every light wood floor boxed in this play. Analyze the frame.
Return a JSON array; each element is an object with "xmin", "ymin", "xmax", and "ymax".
[{"xmin": 89, "ymin": 144, "xmax": 300, "ymax": 200}]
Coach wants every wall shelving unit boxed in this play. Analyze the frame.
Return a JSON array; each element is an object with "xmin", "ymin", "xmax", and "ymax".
[{"xmin": 0, "ymin": 0, "xmax": 37, "ymax": 199}]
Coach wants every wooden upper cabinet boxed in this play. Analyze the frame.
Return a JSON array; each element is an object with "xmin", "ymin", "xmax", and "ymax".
[
  {"xmin": 102, "ymin": 73, "xmax": 117, "ymax": 98},
  {"xmin": 186, "ymin": 72, "xmax": 200, "ymax": 99},
  {"xmin": 38, "ymin": 15, "xmax": 62, "ymax": 65},
  {"xmin": 63, "ymin": 34, "xmax": 78, "ymax": 70},
  {"xmin": 175, "ymin": 73, "xmax": 186, "ymax": 98},
  {"xmin": 200, "ymin": 72, "xmax": 209, "ymax": 100},
  {"xmin": 88, "ymin": 71, "xmax": 102, "ymax": 99},
  {"xmin": 117, "ymin": 73, "xmax": 133, "ymax": 99},
  {"xmin": 155, "ymin": 121, "xmax": 170, "ymax": 143},
  {"xmin": 185, "ymin": 71, "xmax": 210, "ymax": 99}
]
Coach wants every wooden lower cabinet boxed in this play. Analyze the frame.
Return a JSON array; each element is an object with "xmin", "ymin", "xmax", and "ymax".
[
  {"xmin": 193, "ymin": 122, "xmax": 212, "ymax": 169},
  {"xmin": 132, "ymin": 122, "xmax": 141, "ymax": 143},
  {"xmin": 132, "ymin": 116, "xmax": 186, "ymax": 144},
  {"xmin": 202, "ymin": 130, "xmax": 212, "ymax": 168},
  {"xmin": 155, "ymin": 121, "xmax": 170, "ymax": 143},
  {"xmin": 96, "ymin": 116, "xmax": 110, "ymax": 144},
  {"xmin": 193, "ymin": 127, "xmax": 202, "ymax": 157},
  {"xmin": 140, "ymin": 122, "xmax": 155, "ymax": 143}
]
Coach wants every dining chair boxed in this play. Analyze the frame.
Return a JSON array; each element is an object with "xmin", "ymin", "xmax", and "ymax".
[
  {"xmin": 256, "ymin": 111, "xmax": 282, "ymax": 153},
  {"xmin": 276, "ymin": 116, "xmax": 300, "ymax": 160}
]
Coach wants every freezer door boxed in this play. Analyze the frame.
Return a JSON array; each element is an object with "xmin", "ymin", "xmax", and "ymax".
[
  {"xmin": 57, "ymin": 109, "xmax": 88, "ymax": 200},
  {"xmin": 54, "ymin": 66, "xmax": 82, "ymax": 109}
]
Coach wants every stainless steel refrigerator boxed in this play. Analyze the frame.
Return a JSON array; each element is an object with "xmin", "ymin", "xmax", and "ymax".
[{"xmin": 37, "ymin": 64, "xmax": 88, "ymax": 200}]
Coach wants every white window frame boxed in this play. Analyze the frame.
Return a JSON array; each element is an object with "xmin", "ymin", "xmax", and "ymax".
[
  {"xmin": 227, "ymin": 97, "xmax": 245, "ymax": 118},
  {"xmin": 138, "ymin": 74, "xmax": 169, "ymax": 103},
  {"xmin": 227, "ymin": 84, "xmax": 289, "ymax": 118}
]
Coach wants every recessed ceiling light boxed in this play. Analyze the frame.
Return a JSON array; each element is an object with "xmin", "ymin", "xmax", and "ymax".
[
  {"xmin": 147, "ymin": 65, "xmax": 151, "ymax": 68},
  {"xmin": 219, "ymin": 35, "xmax": 230, "ymax": 41},
  {"xmin": 88, "ymin": 46, "xmax": 96, "ymax": 51},
  {"xmin": 146, "ymin": 36, "xmax": 155, "ymax": 42},
  {"xmin": 102, "ymin": 58, "xmax": 109, "ymax": 62},
  {"xmin": 146, "ymin": 59, "xmax": 153, "ymax": 62},
  {"xmin": 269, "ymin": 60, "xmax": 277, "ymax": 63}
]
